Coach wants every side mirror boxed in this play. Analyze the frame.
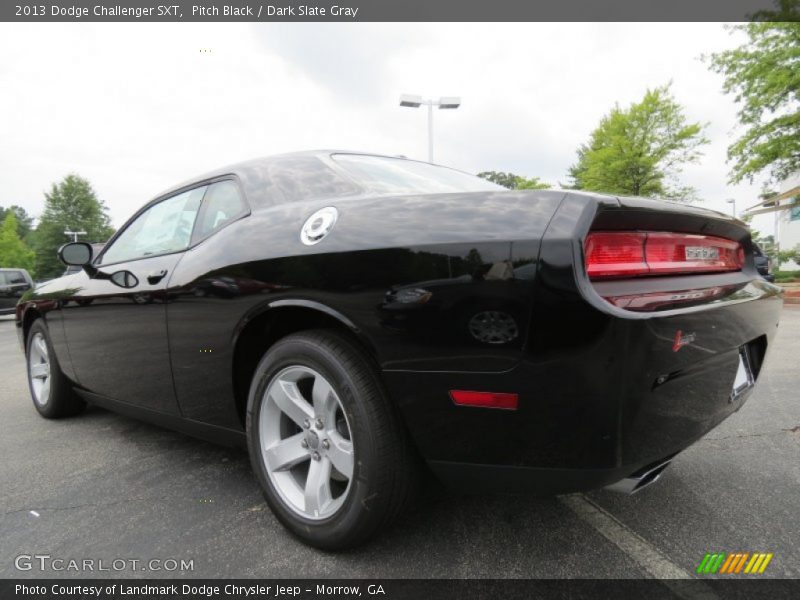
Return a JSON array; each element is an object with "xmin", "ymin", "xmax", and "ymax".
[
  {"xmin": 58, "ymin": 242, "xmax": 93, "ymax": 266},
  {"xmin": 110, "ymin": 271, "xmax": 138, "ymax": 289}
]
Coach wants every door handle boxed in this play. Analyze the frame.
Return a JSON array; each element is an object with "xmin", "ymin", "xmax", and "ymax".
[{"xmin": 147, "ymin": 269, "xmax": 168, "ymax": 284}]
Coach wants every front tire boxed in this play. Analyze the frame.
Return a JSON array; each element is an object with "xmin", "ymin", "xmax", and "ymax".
[
  {"xmin": 246, "ymin": 330, "xmax": 417, "ymax": 549},
  {"xmin": 26, "ymin": 319, "xmax": 85, "ymax": 419}
]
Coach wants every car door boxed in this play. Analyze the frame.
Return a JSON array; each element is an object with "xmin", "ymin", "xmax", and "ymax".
[{"xmin": 60, "ymin": 185, "xmax": 206, "ymax": 413}]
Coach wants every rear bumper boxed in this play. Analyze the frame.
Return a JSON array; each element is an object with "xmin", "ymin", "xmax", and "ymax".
[
  {"xmin": 384, "ymin": 279, "xmax": 782, "ymax": 494},
  {"xmin": 428, "ymin": 452, "xmax": 679, "ymax": 496}
]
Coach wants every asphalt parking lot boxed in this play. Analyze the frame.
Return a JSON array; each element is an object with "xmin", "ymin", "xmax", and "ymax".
[{"xmin": 0, "ymin": 308, "xmax": 798, "ymax": 580}]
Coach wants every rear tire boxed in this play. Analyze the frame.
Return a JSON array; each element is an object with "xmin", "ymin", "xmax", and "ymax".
[
  {"xmin": 246, "ymin": 329, "xmax": 418, "ymax": 550},
  {"xmin": 26, "ymin": 319, "xmax": 85, "ymax": 419}
]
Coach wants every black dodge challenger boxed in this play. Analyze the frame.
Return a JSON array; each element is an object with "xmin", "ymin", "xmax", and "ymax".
[{"xmin": 16, "ymin": 151, "xmax": 783, "ymax": 549}]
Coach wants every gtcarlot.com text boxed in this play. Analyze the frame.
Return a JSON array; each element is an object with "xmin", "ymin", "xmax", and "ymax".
[{"xmin": 14, "ymin": 553, "xmax": 194, "ymax": 573}]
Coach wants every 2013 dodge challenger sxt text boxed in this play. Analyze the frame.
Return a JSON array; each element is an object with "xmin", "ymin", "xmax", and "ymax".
[{"xmin": 16, "ymin": 151, "xmax": 783, "ymax": 549}]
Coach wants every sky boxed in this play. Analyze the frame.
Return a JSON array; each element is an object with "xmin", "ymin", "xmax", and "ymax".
[{"xmin": 0, "ymin": 22, "xmax": 776, "ymax": 235}]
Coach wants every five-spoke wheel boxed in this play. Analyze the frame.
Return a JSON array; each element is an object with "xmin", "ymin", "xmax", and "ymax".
[
  {"xmin": 260, "ymin": 365, "xmax": 355, "ymax": 519},
  {"xmin": 247, "ymin": 330, "xmax": 417, "ymax": 549},
  {"xmin": 28, "ymin": 331, "xmax": 51, "ymax": 407},
  {"xmin": 25, "ymin": 319, "xmax": 85, "ymax": 418}
]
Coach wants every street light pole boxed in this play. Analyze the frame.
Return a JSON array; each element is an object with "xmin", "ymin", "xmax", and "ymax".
[
  {"xmin": 427, "ymin": 101, "xmax": 434, "ymax": 163},
  {"xmin": 726, "ymin": 198, "xmax": 736, "ymax": 217},
  {"xmin": 399, "ymin": 94, "xmax": 461, "ymax": 163}
]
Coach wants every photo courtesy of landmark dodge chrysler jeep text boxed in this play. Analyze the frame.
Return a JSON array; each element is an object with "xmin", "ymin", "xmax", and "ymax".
[{"xmin": 15, "ymin": 151, "xmax": 783, "ymax": 549}]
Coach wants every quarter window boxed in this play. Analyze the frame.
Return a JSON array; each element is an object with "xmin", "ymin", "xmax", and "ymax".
[
  {"xmin": 192, "ymin": 180, "xmax": 247, "ymax": 242},
  {"xmin": 100, "ymin": 186, "xmax": 206, "ymax": 265}
]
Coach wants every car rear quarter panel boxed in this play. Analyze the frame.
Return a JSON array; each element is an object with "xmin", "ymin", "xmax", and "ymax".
[{"xmin": 165, "ymin": 190, "xmax": 565, "ymax": 428}]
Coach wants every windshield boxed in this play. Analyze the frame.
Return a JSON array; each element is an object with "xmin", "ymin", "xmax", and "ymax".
[{"xmin": 332, "ymin": 154, "xmax": 503, "ymax": 195}]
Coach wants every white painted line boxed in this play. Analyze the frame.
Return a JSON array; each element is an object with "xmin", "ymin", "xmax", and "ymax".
[{"xmin": 559, "ymin": 494, "xmax": 718, "ymax": 599}]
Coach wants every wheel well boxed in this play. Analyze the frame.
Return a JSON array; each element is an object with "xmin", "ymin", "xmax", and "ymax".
[
  {"xmin": 22, "ymin": 308, "xmax": 41, "ymax": 347},
  {"xmin": 231, "ymin": 306, "xmax": 372, "ymax": 429}
]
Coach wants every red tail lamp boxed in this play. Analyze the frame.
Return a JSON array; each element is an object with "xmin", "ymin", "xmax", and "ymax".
[{"xmin": 585, "ymin": 232, "xmax": 743, "ymax": 280}]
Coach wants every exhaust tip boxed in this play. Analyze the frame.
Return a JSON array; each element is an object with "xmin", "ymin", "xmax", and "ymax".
[{"xmin": 604, "ymin": 457, "xmax": 673, "ymax": 495}]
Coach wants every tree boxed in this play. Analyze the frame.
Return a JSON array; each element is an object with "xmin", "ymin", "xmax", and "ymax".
[
  {"xmin": 706, "ymin": 13, "xmax": 800, "ymax": 184},
  {"xmin": 568, "ymin": 84, "xmax": 708, "ymax": 200},
  {"xmin": 777, "ymin": 246, "xmax": 800, "ymax": 269},
  {"xmin": 477, "ymin": 171, "xmax": 550, "ymax": 190},
  {"xmin": 750, "ymin": 0, "xmax": 800, "ymax": 27},
  {"xmin": 741, "ymin": 212, "xmax": 777, "ymax": 258},
  {"xmin": 33, "ymin": 175, "xmax": 115, "ymax": 279},
  {"xmin": 515, "ymin": 176, "xmax": 550, "ymax": 190},
  {"xmin": 0, "ymin": 205, "xmax": 34, "ymax": 240},
  {"xmin": 0, "ymin": 212, "xmax": 36, "ymax": 272}
]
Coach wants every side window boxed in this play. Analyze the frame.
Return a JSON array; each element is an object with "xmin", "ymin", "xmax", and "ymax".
[
  {"xmin": 192, "ymin": 180, "xmax": 247, "ymax": 243},
  {"xmin": 100, "ymin": 186, "xmax": 206, "ymax": 265},
  {"xmin": 6, "ymin": 271, "xmax": 26, "ymax": 284},
  {"xmin": 0, "ymin": 273, "xmax": 7, "ymax": 285}
]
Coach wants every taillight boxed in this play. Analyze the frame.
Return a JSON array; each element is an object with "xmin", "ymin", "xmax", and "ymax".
[{"xmin": 585, "ymin": 231, "xmax": 743, "ymax": 280}]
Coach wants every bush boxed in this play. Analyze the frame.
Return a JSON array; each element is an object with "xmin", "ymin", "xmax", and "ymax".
[{"xmin": 774, "ymin": 270, "xmax": 800, "ymax": 283}]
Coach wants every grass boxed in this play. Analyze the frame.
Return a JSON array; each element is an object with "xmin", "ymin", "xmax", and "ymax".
[{"xmin": 774, "ymin": 270, "xmax": 800, "ymax": 283}]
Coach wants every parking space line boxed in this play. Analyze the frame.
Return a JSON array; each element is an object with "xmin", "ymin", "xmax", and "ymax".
[{"xmin": 559, "ymin": 494, "xmax": 718, "ymax": 599}]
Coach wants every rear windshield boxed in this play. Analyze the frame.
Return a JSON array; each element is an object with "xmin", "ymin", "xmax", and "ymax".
[{"xmin": 332, "ymin": 154, "xmax": 503, "ymax": 195}]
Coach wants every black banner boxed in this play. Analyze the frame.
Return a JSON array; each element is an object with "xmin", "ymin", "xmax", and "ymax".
[
  {"xmin": 1, "ymin": 0, "xmax": 794, "ymax": 23},
  {"xmin": 3, "ymin": 579, "xmax": 800, "ymax": 600}
]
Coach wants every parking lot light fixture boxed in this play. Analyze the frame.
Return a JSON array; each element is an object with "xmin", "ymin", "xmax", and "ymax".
[
  {"xmin": 64, "ymin": 230, "xmax": 87, "ymax": 242},
  {"xmin": 399, "ymin": 94, "xmax": 462, "ymax": 163}
]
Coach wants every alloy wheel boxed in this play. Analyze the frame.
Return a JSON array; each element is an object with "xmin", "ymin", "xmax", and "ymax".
[
  {"xmin": 28, "ymin": 332, "xmax": 51, "ymax": 406},
  {"xmin": 259, "ymin": 365, "xmax": 354, "ymax": 520}
]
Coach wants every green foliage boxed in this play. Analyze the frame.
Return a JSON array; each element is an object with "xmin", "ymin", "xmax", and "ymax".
[
  {"xmin": 774, "ymin": 269, "xmax": 800, "ymax": 282},
  {"xmin": 706, "ymin": 16, "xmax": 800, "ymax": 184},
  {"xmin": 515, "ymin": 176, "xmax": 550, "ymax": 190},
  {"xmin": 0, "ymin": 212, "xmax": 35, "ymax": 272},
  {"xmin": 776, "ymin": 245, "xmax": 800, "ymax": 268},
  {"xmin": 569, "ymin": 84, "xmax": 708, "ymax": 201},
  {"xmin": 740, "ymin": 213, "xmax": 776, "ymax": 257},
  {"xmin": 477, "ymin": 171, "xmax": 518, "ymax": 189},
  {"xmin": 750, "ymin": 0, "xmax": 800, "ymax": 24},
  {"xmin": 477, "ymin": 171, "xmax": 550, "ymax": 190},
  {"xmin": 33, "ymin": 174, "xmax": 115, "ymax": 279},
  {"xmin": 0, "ymin": 205, "xmax": 34, "ymax": 240}
]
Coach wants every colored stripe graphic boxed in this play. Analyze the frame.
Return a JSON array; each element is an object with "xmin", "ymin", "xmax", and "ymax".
[
  {"xmin": 718, "ymin": 553, "xmax": 735, "ymax": 573},
  {"xmin": 697, "ymin": 553, "xmax": 726, "ymax": 574},
  {"xmin": 758, "ymin": 553, "xmax": 774, "ymax": 573},
  {"xmin": 703, "ymin": 552, "xmax": 774, "ymax": 575}
]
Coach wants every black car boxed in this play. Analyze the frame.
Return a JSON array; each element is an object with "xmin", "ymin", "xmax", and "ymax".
[
  {"xmin": 15, "ymin": 151, "xmax": 783, "ymax": 549},
  {"xmin": 753, "ymin": 243, "xmax": 775, "ymax": 282},
  {"xmin": 1, "ymin": 268, "xmax": 33, "ymax": 315}
]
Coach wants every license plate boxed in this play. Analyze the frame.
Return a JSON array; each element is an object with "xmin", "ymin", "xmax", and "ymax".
[
  {"xmin": 685, "ymin": 246, "xmax": 720, "ymax": 260},
  {"xmin": 731, "ymin": 349, "xmax": 754, "ymax": 398}
]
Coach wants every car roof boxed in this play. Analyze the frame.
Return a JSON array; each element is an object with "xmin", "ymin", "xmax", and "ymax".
[{"xmin": 151, "ymin": 150, "xmax": 410, "ymax": 206}]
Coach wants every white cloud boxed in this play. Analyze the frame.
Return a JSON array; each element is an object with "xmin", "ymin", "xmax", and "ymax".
[{"xmin": 0, "ymin": 22, "xmax": 773, "ymax": 235}]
